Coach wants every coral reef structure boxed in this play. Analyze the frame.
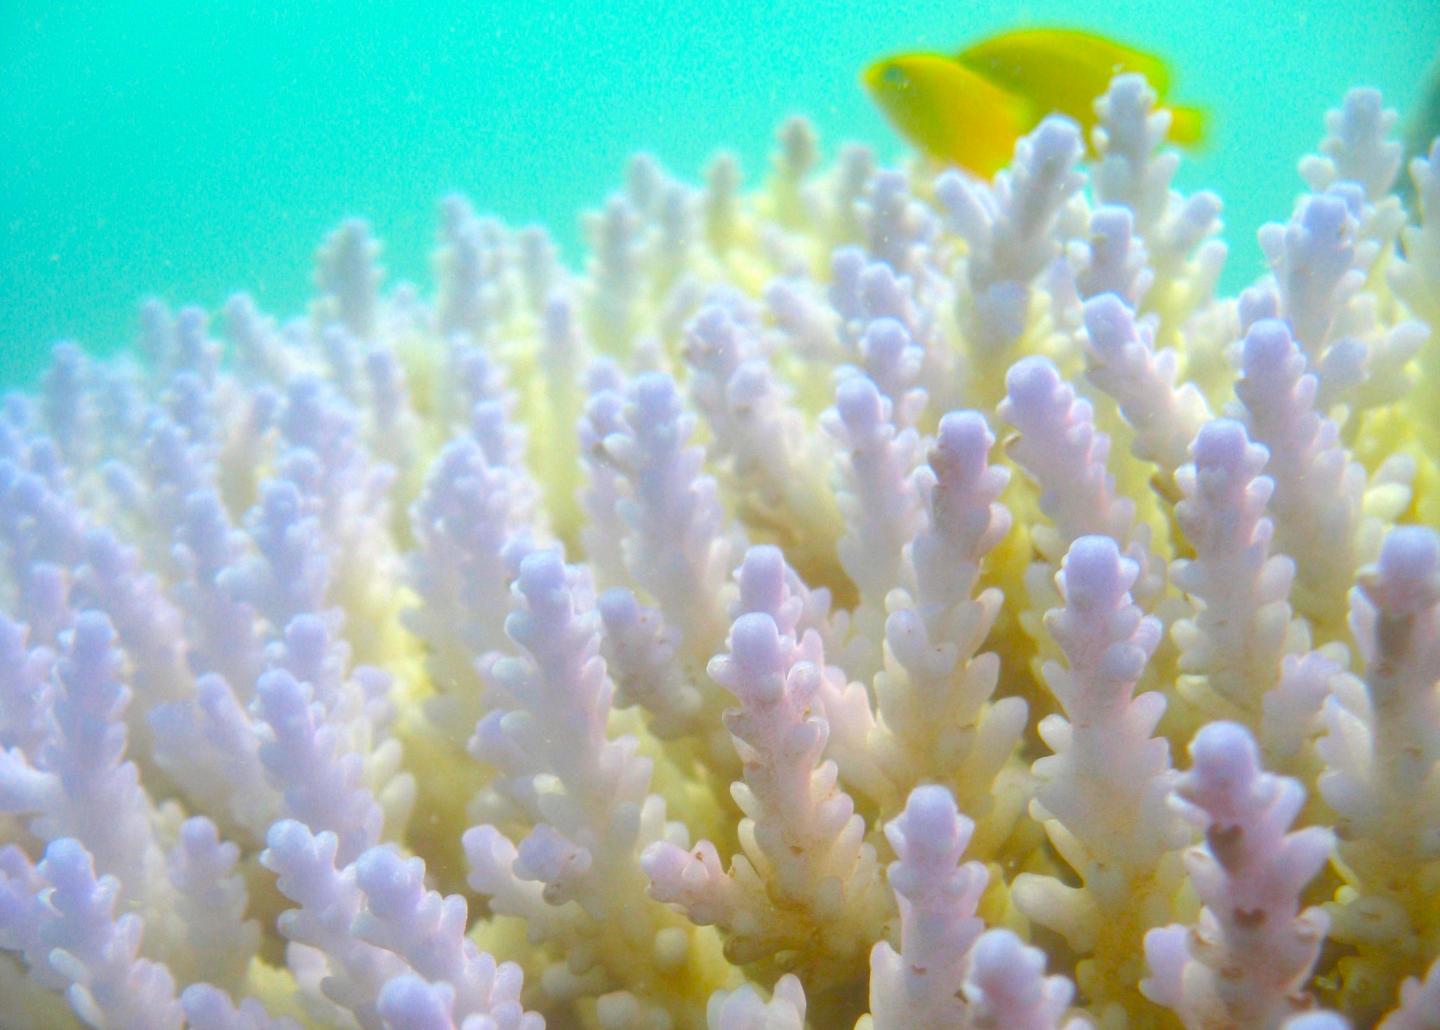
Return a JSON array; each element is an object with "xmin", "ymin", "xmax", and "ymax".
[{"xmin": 2, "ymin": 76, "xmax": 1439, "ymax": 1028}]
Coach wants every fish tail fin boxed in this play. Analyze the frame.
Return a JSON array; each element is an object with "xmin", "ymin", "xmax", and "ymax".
[{"xmin": 1167, "ymin": 104, "xmax": 1207, "ymax": 146}]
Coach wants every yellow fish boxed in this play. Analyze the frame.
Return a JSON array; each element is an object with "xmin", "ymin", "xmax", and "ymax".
[{"xmin": 863, "ymin": 27, "xmax": 1206, "ymax": 178}]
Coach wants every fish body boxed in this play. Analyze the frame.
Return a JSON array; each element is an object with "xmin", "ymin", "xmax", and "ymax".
[
  {"xmin": 862, "ymin": 54, "xmax": 1036, "ymax": 178},
  {"xmin": 957, "ymin": 28, "xmax": 1173, "ymax": 109},
  {"xmin": 864, "ymin": 27, "xmax": 1205, "ymax": 177}
]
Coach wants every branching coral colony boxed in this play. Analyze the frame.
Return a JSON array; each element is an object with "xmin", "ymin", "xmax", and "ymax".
[{"xmin": 2, "ymin": 74, "xmax": 1440, "ymax": 1030}]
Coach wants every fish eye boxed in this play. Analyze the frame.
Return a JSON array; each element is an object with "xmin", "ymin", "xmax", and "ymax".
[{"xmin": 882, "ymin": 64, "xmax": 907, "ymax": 87}]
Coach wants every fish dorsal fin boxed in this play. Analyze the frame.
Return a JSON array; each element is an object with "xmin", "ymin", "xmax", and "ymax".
[{"xmin": 957, "ymin": 27, "xmax": 1173, "ymax": 98}]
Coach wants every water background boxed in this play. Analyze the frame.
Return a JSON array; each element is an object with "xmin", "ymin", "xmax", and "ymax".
[{"xmin": 3, "ymin": 0, "xmax": 1436, "ymax": 385}]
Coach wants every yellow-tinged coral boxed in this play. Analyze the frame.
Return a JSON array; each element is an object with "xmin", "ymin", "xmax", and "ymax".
[{"xmin": 0, "ymin": 74, "xmax": 1438, "ymax": 1030}]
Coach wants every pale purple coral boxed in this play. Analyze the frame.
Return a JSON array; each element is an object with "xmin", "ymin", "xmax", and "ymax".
[
  {"xmin": 576, "ymin": 379, "xmax": 632, "ymax": 588},
  {"xmin": 0, "ymin": 843, "xmax": 59, "ymax": 989},
  {"xmin": 405, "ymin": 435, "xmax": 536, "ymax": 741},
  {"xmin": 1026, "ymin": 539, "xmax": 1173, "ymax": 863},
  {"xmin": 262, "ymin": 819, "xmax": 408, "ymax": 1025},
  {"xmin": 1000, "ymin": 356, "xmax": 1163, "ymax": 614},
  {"xmin": 363, "ymin": 345, "xmax": 421, "ymax": 474},
  {"xmin": 1231, "ymin": 318, "xmax": 1369, "ymax": 633},
  {"xmin": 825, "ymin": 375, "xmax": 924, "ymax": 622},
  {"xmin": 149, "ymin": 671, "xmax": 278, "ymax": 842},
  {"xmin": 853, "ymin": 318, "xmax": 927, "ymax": 426},
  {"xmin": 729, "ymin": 544, "xmax": 885, "ymax": 807},
  {"xmin": 856, "ymin": 169, "xmax": 937, "ymax": 276},
  {"xmin": 1393, "ymin": 140, "xmax": 1440, "ymax": 329},
  {"xmin": 172, "ymin": 486, "xmax": 266, "ymax": 688},
  {"xmin": 316, "ymin": 219, "xmax": 384, "ymax": 340},
  {"xmin": 1316, "ymin": 526, "xmax": 1440, "ymax": 1018},
  {"xmin": 584, "ymin": 196, "xmax": 645, "ymax": 355},
  {"xmin": 36, "ymin": 837, "xmax": 184, "ymax": 1029},
  {"xmin": 866, "ymin": 786, "xmax": 988, "ymax": 1030},
  {"xmin": 1259, "ymin": 189, "xmax": 1365, "ymax": 361},
  {"xmin": 602, "ymin": 371, "xmax": 742, "ymax": 667},
  {"xmin": 0, "ymin": 611, "xmax": 166, "ymax": 904},
  {"xmin": 1073, "ymin": 207, "xmax": 1152, "ymax": 306},
  {"xmin": 224, "ymin": 293, "xmax": 292, "ymax": 385},
  {"xmin": 1144, "ymin": 722, "xmax": 1333, "ymax": 1027},
  {"xmin": 1092, "ymin": 75, "xmax": 1226, "ymax": 330},
  {"xmin": 644, "ymin": 609, "xmax": 887, "ymax": 973},
  {"xmin": 0, "ymin": 615, "xmax": 54, "ymax": 752},
  {"xmin": 437, "ymin": 203, "xmax": 512, "ymax": 344},
  {"xmin": 1080, "ymin": 293, "xmax": 1211, "ymax": 483},
  {"xmin": 1300, "ymin": 88, "xmax": 1402, "ymax": 201},
  {"xmin": 1381, "ymin": 957, "xmax": 1440, "ymax": 1030},
  {"xmin": 354, "ymin": 847, "xmax": 535, "ymax": 1025},
  {"xmin": 937, "ymin": 117, "xmax": 1086, "ymax": 351},
  {"xmin": 260, "ymin": 818, "xmax": 541, "ymax": 1030},
  {"xmin": 0, "ymin": 79, "xmax": 1435, "ymax": 1030},
  {"xmin": 868, "ymin": 411, "xmax": 1024, "ymax": 836},
  {"xmin": 469, "ymin": 550, "xmax": 641, "ymax": 853},
  {"xmin": 181, "ymin": 983, "xmax": 302, "ymax": 1030},
  {"xmin": 252, "ymin": 668, "xmax": 384, "ymax": 866},
  {"xmin": 167, "ymin": 816, "xmax": 261, "ymax": 989},
  {"xmin": 1254, "ymin": 172, "xmax": 1421, "ymax": 425},
  {"xmin": 1001, "ymin": 356, "xmax": 1136, "ymax": 548},
  {"xmin": 1092, "ymin": 75, "xmax": 1178, "ymax": 232},
  {"xmin": 73, "ymin": 525, "xmax": 193, "ymax": 706},
  {"xmin": 374, "ymin": 973, "xmax": 541, "ymax": 1030},
  {"xmin": 908, "ymin": 411, "xmax": 1011, "ymax": 619},
  {"xmin": 596, "ymin": 586, "xmax": 701, "ymax": 738},
  {"xmin": 0, "ymin": 460, "xmax": 86, "ymax": 639},
  {"xmin": 1013, "ymin": 536, "xmax": 1185, "ymax": 1012},
  {"xmin": 224, "ymin": 479, "xmax": 331, "ymax": 633},
  {"xmin": 681, "ymin": 303, "xmax": 842, "ymax": 580},
  {"xmin": 463, "ymin": 549, "xmax": 703, "ymax": 1022},
  {"xmin": 707, "ymin": 974, "xmax": 807, "ymax": 1030},
  {"xmin": 961, "ymin": 929, "xmax": 1084, "ymax": 1030},
  {"xmin": 1170, "ymin": 419, "xmax": 1306, "ymax": 725}
]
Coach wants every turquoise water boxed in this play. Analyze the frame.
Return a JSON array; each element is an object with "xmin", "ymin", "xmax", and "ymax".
[{"xmin": 2, "ymin": 1, "xmax": 1436, "ymax": 386}]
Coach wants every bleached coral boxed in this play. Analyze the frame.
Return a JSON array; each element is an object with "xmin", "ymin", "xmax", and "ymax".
[
  {"xmin": 1, "ymin": 78, "xmax": 1438, "ymax": 1030},
  {"xmin": 1168, "ymin": 418, "xmax": 1309, "ymax": 731},
  {"xmin": 1012, "ymin": 536, "xmax": 1186, "ymax": 1022},
  {"xmin": 1143, "ymin": 721, "xmax": 1334, "ymax": 1028},
  {"xmin": 1316, "ymin": 526, "xmax": 1440, "ymax": 1021},
  {"xmin": 861, "ymin": 785, "xmax": 986, "ymax": 1030}
]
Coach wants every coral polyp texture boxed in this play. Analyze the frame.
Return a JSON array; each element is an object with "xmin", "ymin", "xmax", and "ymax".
[{"xmin": 3, "ymin": 75, "xmax": 1440, "ymax": 1029}]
